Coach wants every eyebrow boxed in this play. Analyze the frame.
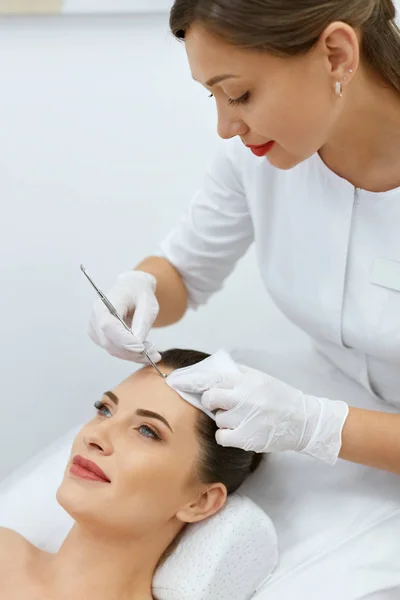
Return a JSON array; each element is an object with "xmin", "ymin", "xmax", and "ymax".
[
  {"xmin": 204, "ymin": 74, "xmax": 239, "ymax": 87},
  {"xmin": 103, "ymin": 391, "xmax": 174, "ymax": 433}
]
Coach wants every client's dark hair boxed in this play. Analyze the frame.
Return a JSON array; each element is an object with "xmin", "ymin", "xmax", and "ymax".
[{"xmin": 160, "ymin": 349, "xmax": 264, "ymax": 494}]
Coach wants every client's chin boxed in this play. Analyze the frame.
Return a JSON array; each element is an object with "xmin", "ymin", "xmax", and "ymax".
[{"xmin": 56, "ymin": 467, "xmax": 111, "ymax": 527}]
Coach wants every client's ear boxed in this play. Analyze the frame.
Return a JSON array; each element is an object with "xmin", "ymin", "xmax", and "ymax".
[{"xmin": 176, "ymin": 484, "xmax": 227, "ymax": 524}]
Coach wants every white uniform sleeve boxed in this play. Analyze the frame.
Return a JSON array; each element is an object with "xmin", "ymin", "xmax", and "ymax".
[{"xmin": 159, "ymin": 139, "xmax": 254, "ymax": 309}]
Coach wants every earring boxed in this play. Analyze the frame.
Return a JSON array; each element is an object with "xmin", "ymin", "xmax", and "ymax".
[{"xmin": 336, "ymin": 68, "xmax": 353, "ymax": 97}]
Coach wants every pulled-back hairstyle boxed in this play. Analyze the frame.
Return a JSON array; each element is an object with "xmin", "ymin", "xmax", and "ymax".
[
  {"xmin": 170, "ymin": 0, "xmax": 400, "ymax": 92},
  {"xmin": 160, "ymin": 349, "xmax": 263, "ymax": 495}
]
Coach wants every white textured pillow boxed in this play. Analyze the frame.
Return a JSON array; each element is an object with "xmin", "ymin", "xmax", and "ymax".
[
  {"xmin": 0, "ymin": 427, "xmax": 278, "ymax": 600},
  {"xmin": 153, "ymin": 493, "xmax": 278, "ymax": 600}
]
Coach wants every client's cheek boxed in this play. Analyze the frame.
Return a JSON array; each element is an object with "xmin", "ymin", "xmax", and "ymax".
[
  {"xmin": 144, "ymin": 467, "xmax": 190, "ymax": 500},
  {"xmin": 176, "ymin": 461, "xmax": 202, "ymax": 496}
]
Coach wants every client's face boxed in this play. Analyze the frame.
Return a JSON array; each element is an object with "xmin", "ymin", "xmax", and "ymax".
[{"xmin": 57, "ymin": 367, "xmax": 225, "ymax": 537}]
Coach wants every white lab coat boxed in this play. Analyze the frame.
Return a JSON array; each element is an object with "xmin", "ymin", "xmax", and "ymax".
[{"xmin": 160, "ymin": 137, "xmax": 400, "ymax": 408}]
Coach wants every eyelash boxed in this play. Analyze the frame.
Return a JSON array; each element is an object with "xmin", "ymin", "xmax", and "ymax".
[
  {"xmin": 93, "ymin": 401, "xmax": 162, "ymax": 442},
  {"xmin": 208, "ymin": 91, "xmax": 251, "ymax": 106}
]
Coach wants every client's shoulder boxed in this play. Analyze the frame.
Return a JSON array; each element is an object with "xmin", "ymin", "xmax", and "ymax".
[
  {"xmin": 0, "ymin": 528, "xmax": 45, "ymax": 597},
  {"xmin": 0, "ymin": 527, "xmax": 36, "ymax": 561},
  {"xmin": 0, "ymin": 527, "xmax": 29, "ymax": 546}
]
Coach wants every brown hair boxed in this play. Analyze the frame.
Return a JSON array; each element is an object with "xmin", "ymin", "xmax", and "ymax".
[{"xmin": 170, "ymin": 0, "xmax": 400, "ymax": 92}]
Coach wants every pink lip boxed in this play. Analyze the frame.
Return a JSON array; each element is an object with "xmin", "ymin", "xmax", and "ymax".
[
  {"xmin": 70, "ymin": 455, "xmax": 111, "ymax": 483},
  {"xmin": 246, "ymin": 141, "xmax": 275, "ymax": 157}
]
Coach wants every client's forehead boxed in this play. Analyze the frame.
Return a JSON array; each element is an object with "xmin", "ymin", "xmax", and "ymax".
[{"xmin": 111, "ymin": 366, "xmax": 198, "ymax": 433}]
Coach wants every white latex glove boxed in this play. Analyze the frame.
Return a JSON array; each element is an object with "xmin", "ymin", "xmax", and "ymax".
[
  {"xmin": 88, "ymin": 271, "xmax": 161, "ymax": 363},
  {"xmin": 173, "ymin": 362, "xmax": 349, "ymax": 465}
]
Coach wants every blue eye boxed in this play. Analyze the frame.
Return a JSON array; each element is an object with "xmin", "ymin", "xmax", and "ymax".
[
  {"xmin": 94, "ymin": 401, "xmax": 112, "ymax": 417},
  {"xmin": 138, "ymin": 425, "xmax": 161, "ymax": 441}
]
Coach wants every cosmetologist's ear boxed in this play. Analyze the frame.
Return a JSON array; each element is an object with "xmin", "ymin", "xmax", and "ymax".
[{"xmin": 319, "ymin": 21, "xmax": 359, "ymax": 83}]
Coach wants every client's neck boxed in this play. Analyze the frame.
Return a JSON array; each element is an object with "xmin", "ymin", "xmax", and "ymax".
[{"xmin": 46, "ymin": 523, "xmax": 174, "ymax": 600}]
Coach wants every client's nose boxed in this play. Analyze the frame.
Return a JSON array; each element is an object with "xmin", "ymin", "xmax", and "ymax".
[{"xmin": 83, "ymin": 430, "xmax": 113, "ymax": 456}]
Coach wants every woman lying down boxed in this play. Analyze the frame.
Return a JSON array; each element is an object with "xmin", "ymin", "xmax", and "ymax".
[{"xmin": 0, "ymin": 349, "xmax": 263, "ymax": 600}]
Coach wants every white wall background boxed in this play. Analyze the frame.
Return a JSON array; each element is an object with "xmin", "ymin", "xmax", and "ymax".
[
  {"xmin": 1, "ymin": 4, "xmax": 399, "ymax": 482},
  {"xmin": 0, "ymin": 13, "xmax": 318, "ymax": 482}
]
